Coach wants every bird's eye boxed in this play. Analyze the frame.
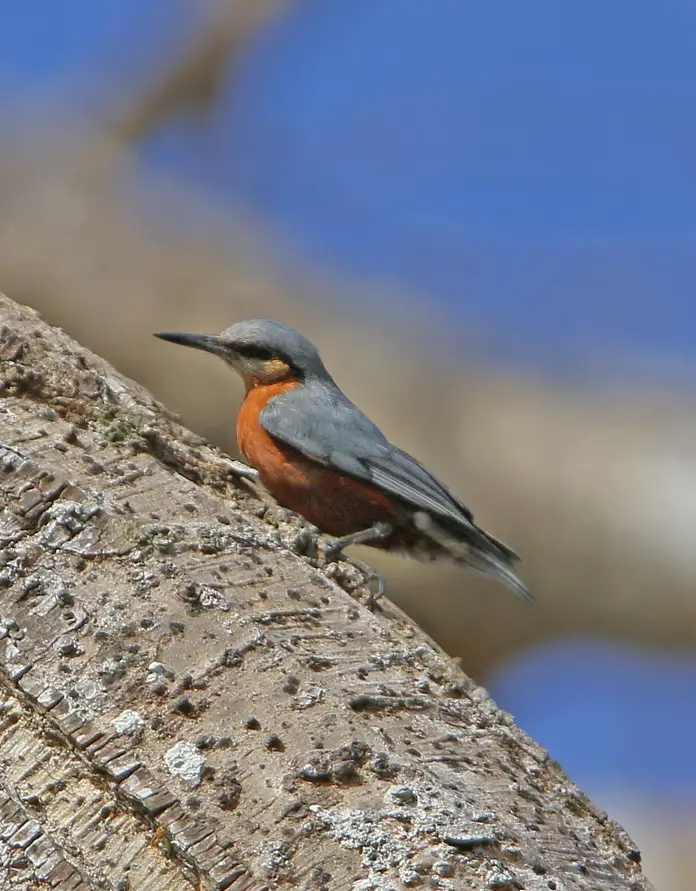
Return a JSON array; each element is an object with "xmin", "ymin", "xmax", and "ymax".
[{"xmin": 233, "ymin": 343, "xmax": 274, "ymax": 361}]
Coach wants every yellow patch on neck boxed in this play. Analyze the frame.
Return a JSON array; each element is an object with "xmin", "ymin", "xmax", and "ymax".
[{"xmin": 243, "ymin": 358, "xmax": 293, "ymax": 390}]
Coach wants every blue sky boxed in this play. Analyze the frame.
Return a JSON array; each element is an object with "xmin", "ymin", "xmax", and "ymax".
[
  {"xmin": 173, "ymin": 0, "xmax": 696, "ymax": 365},
  {"xmin": 491, "ymin": 639, "xmax": 696, "ymax": 807},
  {"xmin": 3, "ymin": 1, "xmax": 696, "ymax": 807}
]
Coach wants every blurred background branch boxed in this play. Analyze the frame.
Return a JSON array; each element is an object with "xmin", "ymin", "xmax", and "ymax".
[{"xmin": 110, "ymin": 0, "xmax": 289, "ymax": 143}]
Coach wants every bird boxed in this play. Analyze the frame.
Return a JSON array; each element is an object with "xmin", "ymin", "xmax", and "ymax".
[{"xmin": 154, "ymin": 319, "xmax": 533, "ymax": 602}]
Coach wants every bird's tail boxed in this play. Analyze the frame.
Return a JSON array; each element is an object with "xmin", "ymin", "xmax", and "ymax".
[
  {"xmin": 413, "ymin": 512, "xmax": 534, "ymax": 603},
  {"xmin": 463, "ymin": 546, "xmax": 535, "ymax": 603}
]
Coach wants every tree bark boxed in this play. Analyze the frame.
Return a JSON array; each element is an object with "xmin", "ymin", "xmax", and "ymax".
[{"xmin": 0, "ymin": 293, "xmax": 652, "ymax": 890}]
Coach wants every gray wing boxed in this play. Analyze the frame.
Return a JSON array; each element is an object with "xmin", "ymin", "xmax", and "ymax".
[
  {"xmin": 262, "ymin": 384, "xmax": 532, "ymax": 600},
  {"xmin": 260, "ymin": 384, "xmax": 491, "ymax": 537}
]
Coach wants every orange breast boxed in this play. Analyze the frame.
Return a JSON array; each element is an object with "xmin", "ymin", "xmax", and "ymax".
[{"xmin": 237, "ymin": 381, "xmax": 400, "ymax": 537}]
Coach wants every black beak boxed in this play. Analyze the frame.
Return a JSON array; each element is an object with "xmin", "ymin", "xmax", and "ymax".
[{"xmin": 154, "ymin": 332, "xmax": 226, "ymax": 357}]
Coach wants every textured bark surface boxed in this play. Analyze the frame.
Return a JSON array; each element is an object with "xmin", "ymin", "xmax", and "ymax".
[{"xmin": 0, "ymin": 293, "xmax": 652, "ymax": 890}]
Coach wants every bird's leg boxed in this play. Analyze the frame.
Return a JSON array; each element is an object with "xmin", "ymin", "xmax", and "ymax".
[
  {"xmin": 323, "ymin": 522, "xmax": 393, "ymax": 562},
  {"xmin": 323, "ymin": 523, "xmax": 392, "ymax": 607}
]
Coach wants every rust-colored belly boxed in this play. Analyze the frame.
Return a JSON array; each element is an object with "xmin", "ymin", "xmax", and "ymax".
[{"xmin": 237, "ymin": 382, "xmax": 399, "ymax": 537}]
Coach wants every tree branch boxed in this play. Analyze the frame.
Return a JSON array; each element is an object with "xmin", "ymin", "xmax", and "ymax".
[{"xmin": 0, "ymin": 293, "xmax": 652, "ymax": 890}]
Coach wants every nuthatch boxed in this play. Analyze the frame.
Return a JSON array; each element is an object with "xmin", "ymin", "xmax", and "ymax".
[{"xmin": 155, "ymin": 320, "xmax": 533, "ymax": 602}]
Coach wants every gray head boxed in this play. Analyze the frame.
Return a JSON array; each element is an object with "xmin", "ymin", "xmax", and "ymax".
[{"xmin": 154, "ymin": 319, "xmax": 332, "ymax": 387}]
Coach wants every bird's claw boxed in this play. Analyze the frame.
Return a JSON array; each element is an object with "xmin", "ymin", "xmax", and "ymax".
[
  {"xmin": 221, "ymin": 459, "xmax": 259, "ymax": 481},
  {"xmin": 320, "ymin": 542, "xmax": 385, "ymax": 609},
  {"xmin": 364, "ymin": 570, "xmax": 386, "ymax": 607},
  {"xmin": 323, "ymin": 539, "xmax": 345, "ymax": 564}
]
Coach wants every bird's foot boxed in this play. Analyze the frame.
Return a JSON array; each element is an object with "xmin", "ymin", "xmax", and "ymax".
[
  {"xmin": 321, "ymin": 527, "xmax": 390, "ymax": 610},
  {"xmin": 219, "ymin": 458, "xmax": 259, "ymax": 481},
  {"xmin": 360, "ymin": 565, "xmax": 386, "ymax": 609},
  {"xmin": 322, "ymin": 539, "xmax": 345, "ymax": 564},
  {"xmin": 323, "ymin": 555, "xmax": 385, "ymax": 609}
]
